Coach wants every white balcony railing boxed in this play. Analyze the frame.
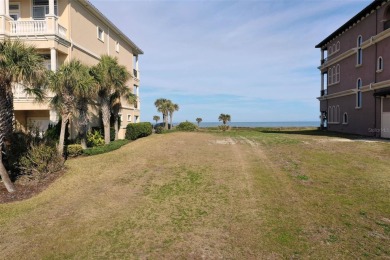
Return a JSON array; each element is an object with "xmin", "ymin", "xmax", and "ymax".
[
  {"xmin": 8, "ymin": 20, "xmax": 67, "ymax": 39},
  {"xmin": 13, "ymin": 83, "xmax": 32, "ymax": 100},
  {"xmin": 9, "ymin": 20, "xmax": 46, "ymax": 35}
]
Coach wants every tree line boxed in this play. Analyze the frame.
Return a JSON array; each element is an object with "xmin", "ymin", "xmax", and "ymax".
[{"xmin": 0, "ymin": 40, "xmax": 136, "ymax": 192}]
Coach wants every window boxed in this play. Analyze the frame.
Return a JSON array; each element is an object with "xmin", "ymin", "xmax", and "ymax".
[
  {"xmin": 9, "ymin": 3, "xmax": 20, "ymax": 20},
  {"xmin": 329, "ymin": 45, "xmax": 333, "ymax": 55},
  {"xmin": 97, "ymin": 27, "xmax": 104, "ymax": 42},
  {"xmin": 118, "ymin": 113, "xmax": 123, "ymax": 122},
  {"xmin": 356, "ymin": 78, "xmax": 362, "ymax": 108},
  {"xmin": 336, "ymin": 41, "xmax": 340, "ymax": 51},
  {"xmin": 357, "ymin": 35, "xmax": 363, "ymax": 65},
  {"xmin": 328, "ymin": 67, "xmax": 333, "ymax": 85},
  {"xmin": 33, "ymin": 0, "xmax": 58, "ymax": 19},
  {"xmin": 335, "ymin": 105, "xmax": 340, "ymax": 123},
  {"xmin": 115, "ymin": 41, "xmax": 120, "ymax": 52},
  {"xmin": 332, "ymin": 66, "xmax": 336, "ymax": 84},
  {"xmin": 135, "ymin": 116, "xmax": 139, "ymax": 123},
  {"xmin": 384, "ymin": 6, "xmax": 390, "ymax": 30},
  {"xmin": 343, "ymin": 113, "xmax": 348, "ymax": 124},
  {"xmin": 328, "ymin": 65, "xmax": 340, "ymax": 86},
  {"xmin": 127, "ymin": 115, "xmax": 132, "ymax": 122},
  {"xmin": 328, "ymin": 106, "xmax": 332, "ymax": 123},
  {"xmin": 377, "ymin": 56, "xmax": 383, "ymax": 72}
]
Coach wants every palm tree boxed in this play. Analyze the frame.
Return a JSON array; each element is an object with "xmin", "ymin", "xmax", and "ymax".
[
  {"xmin": 168, "ymin": 102, "xmax": 179, "ymax": 129},
  {"xmin": 111, "ymin": 89, "xmax": 136, "ymax": 140},
  {"xmin": 196, "ymin": 117, "xmax": 202, "ymax": 126},
  {"xmin": 153, "ymin": 115, "xmax": 160, "ymax": 126},
  {"xmin": 154, "ymin": 98, "xmax": 170, "ymax": 130},
  {"xmin": 91, "ymin": 55, "xmax": 132, "ymax": 144},
  {"xmin": 49, "ymin": 60, "xmax": 94, "ymax": 153},
  {"xmin": 0, "ymin": 40, "xmax": 46, "ymax": 193},
  {"xmin": 218, "ymin": 114, "xmax": 231, "ymax": 125}
]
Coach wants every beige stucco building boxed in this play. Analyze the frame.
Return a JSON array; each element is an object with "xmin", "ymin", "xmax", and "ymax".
[{"xmin": 0, "ymin": 0, "xmax": 143, "ymax": 139}]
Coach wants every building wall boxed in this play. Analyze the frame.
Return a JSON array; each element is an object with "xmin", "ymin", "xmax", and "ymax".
[{"xmin": 319, "ymin": 2, "xmax": 390, "ymax": 137}]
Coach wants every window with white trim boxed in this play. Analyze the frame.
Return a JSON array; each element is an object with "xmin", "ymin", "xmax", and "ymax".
[
  {"xmin": 97, "ymin": 27, "xmax": 104, "ymax": 42},
  {"xmin": 336, "ymin": 41, "xmax": 340, "ymax": 51},
  {"xmin": 328, "ymin": 67, "xmax": 333, "ymax": 85},
  {"xmin": 329, "ymin": 45, "xmax": 333, "ymax": 55},
  {"xmin": 335, "ymin": 105, "xmax": 340, "ymax": 123},
  {"xmin": 336, "ymin": 64, "xmax": 340, "ymax": 83},
  {"xmin": 356, "ymin": 78, "xmax": 362, "ymax": 108},
  {"xmin": 33, "ymin": 0, "xmax": 58, "ymax": 19},
  {"xmin": 357, "ymin": 35, "xmax": 363, "ymax": 65},
  {"xmin": 377, "ymin": 56, "xmax": 383, "ymax": 72},
  {"xmin": 343, "ymin": 113, "xmax": 348, "ymax": 124}
]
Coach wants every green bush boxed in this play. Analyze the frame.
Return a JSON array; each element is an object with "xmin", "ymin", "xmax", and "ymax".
[
  {"xmin": 110, "ymin": 127, "xmax": 115, "ymax": 141},
  {"xmin": 19, "ymin": 143, "xmax": 64, "ymax": 181},
  {"xmin": 176, "ymin": 121, "xmax": 197, "ymax": 132},
  {"xmin": 87, "ymin": 130, "xmax": 105, "ymax": 147},
  {"xmin": 125, "ymin": 122, "xmax": 153, "ymax": 140},
  {"xmin": 218, "ymin": 125, "xmax": 230, "ymax": 132},
  {"xmin": 155, "ymin": 126, "xmax": 164, "ymax": 134},
  {"xmin": 83, "ymin": 139, "xmax": 129, "ymax": 156},
  {"xmin": 66, "ymin": 144, "xmax": 83, "ymax": 157}
]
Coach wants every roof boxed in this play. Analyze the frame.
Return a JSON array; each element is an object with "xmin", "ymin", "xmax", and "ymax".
[
  {"xmin": 79, "ymin": 0, "xmax": 144, "ymax": 55},
  {"xmin": 315, "ymin": 0, "xmax": 388, "ymax": 49}
]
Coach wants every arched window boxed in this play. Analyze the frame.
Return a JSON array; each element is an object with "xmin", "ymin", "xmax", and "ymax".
[
  {"xmin": 332, "ymin": 66, "xmax": 337, "ymax": 84},
  {"xmin": 336, "ymin": 106, "xmax": 340, "ymax": 123},
  {"xmin": 333, "ymin": 44, "xmax": 336, "ymax": 53},
  {"xmin": 357, "ymin": 35, "xmax": 363, "ymax": 65},
  {"xmin": 336, "ymin": 64, "xmax": 340, "ymax": 83},
  {"xmin": 332, "ymin": 106, "xmax": 336, "ymax": 123},
  {"xmin": 328, "ymin": 106, "xmax": 332, "ymax": 123},
  {"xmin": 384, "ymin": 6, "xmax": 390, "ymax": 30},
  {"xmin": 356, "ymin": 78, "xmax": 362, "ymax": 108},
  {"xmin": 343, "ymin": 113, "xmax": 348, "ymax": 124},
  {"xmin": 377, "ymin": 56, "xmax": 383, "ymax": 71},
  {"xmin": 329, "ymin": 45, "xmax": 333, "ymax": 55},
  {"xmin": 336, "ymin": 41, "xmax": 340, "ymax": 51},
  {"xmin": 328, "ymin": 67, "xmax": 333, "ymax": 85}
]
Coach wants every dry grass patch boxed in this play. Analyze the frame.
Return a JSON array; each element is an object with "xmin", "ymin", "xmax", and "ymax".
[{"xmin": 0, "ymin": 130, "xmax": 389, "ymax": 259}]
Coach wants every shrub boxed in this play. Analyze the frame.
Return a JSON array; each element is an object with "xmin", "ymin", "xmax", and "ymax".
[
  {"xmin": 125, "ymin": 122, "xmax": 153, "ymax": 140},
  {"xmin": 18, "ymin": 143, "xmax": 64, "ymax": 181},
  {"xmin": 155, "ymin": 126, "xmax": 164, "ymax": 134},
  {"xmin": 66, "ymin": 144, "xmax": 83, "ymax": 158},
  {"xmin": 219, "ymin": 125, "xmax": 230, "ymax": 132},
  {"xmin": 176, "ymin": 121, "xmax": 197, "ymax": 132},
  {"xmin": 87, "ymin": 130, "xmax": 105, "ymax": 147},
  {"xmin": 110, "ymin": 127, "xmax": 115, "ymax": 141},
  {"xmin": 83, "ymin": 139, "xmax": 129, "ymax": 156}
]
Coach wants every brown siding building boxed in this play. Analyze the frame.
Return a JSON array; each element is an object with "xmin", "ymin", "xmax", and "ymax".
[{"xmin": 316, "ymin": 0, "xmax": 390, "ymax": 137}]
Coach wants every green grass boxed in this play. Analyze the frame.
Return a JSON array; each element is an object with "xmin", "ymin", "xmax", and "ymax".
[{"xmin": 0, "ymin": 129, "xmax": 389, "ymax": 259}]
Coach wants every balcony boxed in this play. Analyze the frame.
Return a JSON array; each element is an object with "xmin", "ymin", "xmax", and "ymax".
[
  {"xmin": 13, "ymin": 83, "xmax": 54, "ymax": 101},
  {"xmin": 8, "ymin": 20, "xmax": 67, "ymax": 39}
]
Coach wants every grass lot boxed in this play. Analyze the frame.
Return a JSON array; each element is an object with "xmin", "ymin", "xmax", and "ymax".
[{"xmin": 0, "ymin": 129, "xmax": 389, "ymax": 259}]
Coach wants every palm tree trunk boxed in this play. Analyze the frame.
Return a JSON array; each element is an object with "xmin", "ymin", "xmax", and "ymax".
[
  {"xmin": 170, "ymin": 113, "xmax": 173, "ymax": 129},
  {"xmin": 58, "ymin": 114, "xmax": 69, "ymax": 155},
  {"xmin": 101, "ymin": 97, "xmax": 111, "ymax": 144},
  {"xmin": 114, "ymin": 115, "xmax": 119, "ymax": 140},
  {"xmin": 0, "ymin": 151, "xmax": 15, "ymax": 193},
  {"xmin": 78, "ymin": 101, "xmax": 89, "ymax": 149},
  {"xmin": 164, "ymin": 113, "xmax": 169, "ymax": 130},
  {"xmin": 0, "ymin": 82, "xmax": 16, "ymax": 192}
]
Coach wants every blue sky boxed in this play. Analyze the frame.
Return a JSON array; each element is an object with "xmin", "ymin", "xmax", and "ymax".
[{"xmin": 90, "ymin": 0, "xmax": 372, "ymax": 123}]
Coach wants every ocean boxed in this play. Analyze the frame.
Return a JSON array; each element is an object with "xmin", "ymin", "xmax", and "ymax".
[{"xmin": 191, "ymin": 121, "xmax": 320, "ymax": 128}]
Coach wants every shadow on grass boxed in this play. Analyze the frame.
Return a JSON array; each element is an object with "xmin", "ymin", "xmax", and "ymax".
[{"xmin": 256, "ymin": 128, "xmax": 365, "ymax": 140}]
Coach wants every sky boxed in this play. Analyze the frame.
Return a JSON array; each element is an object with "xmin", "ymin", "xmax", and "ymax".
[{"xmin": 90, "ymin": 0, "xmax": 372, "ymax": 123}]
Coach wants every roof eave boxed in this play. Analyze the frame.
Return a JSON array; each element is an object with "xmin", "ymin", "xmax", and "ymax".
[
  {"xmin": 315, "ymin": 0, "xmax": 387, "ymax": 49},
  {"xmin": 79, "ymin": 0, "xmax": 144, "ymax": 55}
]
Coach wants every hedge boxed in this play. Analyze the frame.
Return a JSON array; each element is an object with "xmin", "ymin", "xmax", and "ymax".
[
  {"xmin": 83, "ymin": 139, "xmax": 130, "ymax": 156},
  {"xmin": 125, "ymin": 122, "xmax": 153, "ymax": 140}
]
